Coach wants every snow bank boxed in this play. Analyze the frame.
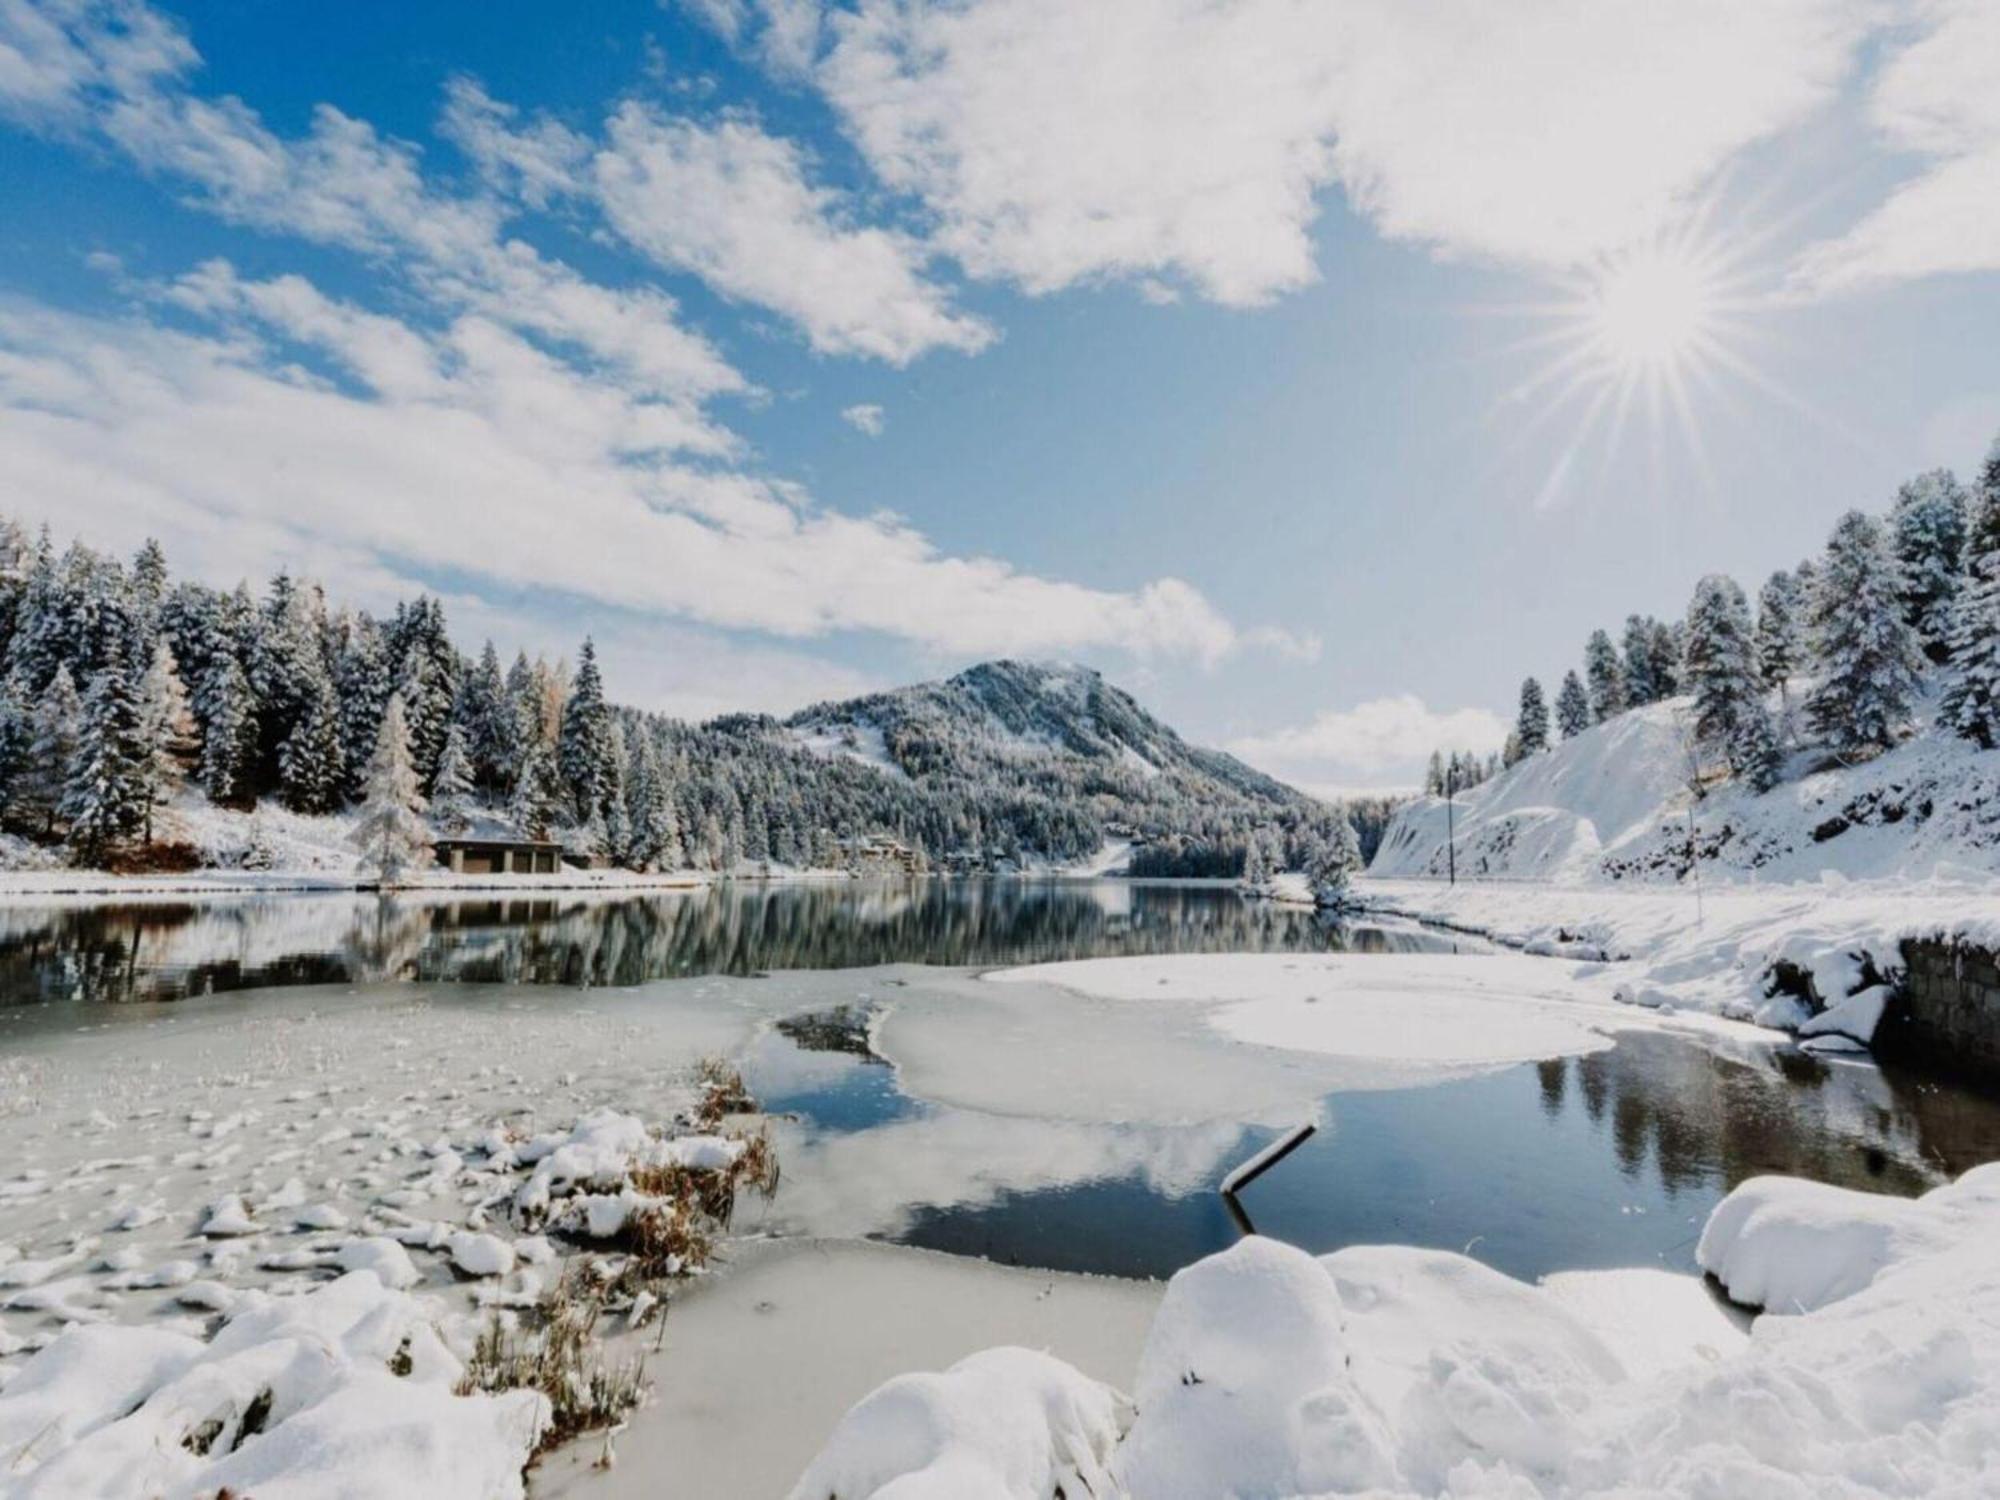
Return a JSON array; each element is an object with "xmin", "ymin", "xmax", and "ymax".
[
  {"xmin": 1356, "ymin": 873, "xmax": 2000, "ymax": 1032},
  {"xmin": 794, "ymin": 1161, "xmax": 2000, "ymax": 1498},
  {"xmin": 0, "ymin": 1270, "xmax": 547, "ymax": 1498}
]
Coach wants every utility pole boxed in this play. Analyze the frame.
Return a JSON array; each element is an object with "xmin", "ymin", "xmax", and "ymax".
[{"xmin": 1445, "ymin": 758, "xmax": 1457, "ymax": 886}]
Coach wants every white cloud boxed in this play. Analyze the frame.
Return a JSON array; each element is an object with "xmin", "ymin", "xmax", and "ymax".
[
  {"xmin": 678, "ymin": 0, "xmax": 826, "ymax": 79},
  {"xmin": 1791, "ymin": 0, "xmax": 2000, "ymax": 292},
  {"xmin": 818, "ymin": 0, "xmax": 1872, "ymax": 301},
  {"xmin": 0, "ymin": 291, "xmax": 1271, "ymax": 663},
  {"xmin": 592, "ymin": 103, "xmax": 992, "ymax": 362},
  {"xmin": 840, "ymin": 401, "xmax": 884, "ymax": 436},
  {"xmin": 1229, "ymin": 695, "xmax": 1507, "ymax": 786}
]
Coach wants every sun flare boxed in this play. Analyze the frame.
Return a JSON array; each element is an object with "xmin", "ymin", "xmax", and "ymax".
[{"xmin": 1588, "ymin": 247, "xmax": 1716, "ymax": 373}]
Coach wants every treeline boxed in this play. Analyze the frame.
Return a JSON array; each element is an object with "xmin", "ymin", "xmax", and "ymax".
[
  {"xmin": 1445, "ymin": 437, "xmax": 2000, "ymax": 794},
  {"xmin": 0, "ymin": 518, "xmax": 1357, "ymax": 875}
]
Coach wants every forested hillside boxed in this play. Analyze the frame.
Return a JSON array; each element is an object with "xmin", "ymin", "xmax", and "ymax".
[
  {"xmin": 1385, "ymin": 437, "xmax": 2000, "ymax": 883},
  {"xmin": 0, "ymin": 519, "xmax": 1363, "ymax": 875}
]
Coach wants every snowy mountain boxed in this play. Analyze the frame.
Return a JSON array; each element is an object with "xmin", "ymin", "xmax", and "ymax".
[
  {"xmin": 759, "ymin": 660, "xmax": 1328, "ymax": 871},
  {"xmin": 1371, "ymin": 694, "xmax": 2000, "ymax": 885},
  {"xmin": 788, "ymin": 660, "xmax": 1298, "ymax": 805}
]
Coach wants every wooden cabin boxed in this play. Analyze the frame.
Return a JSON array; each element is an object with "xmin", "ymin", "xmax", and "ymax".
[{"xmin": 434, "ymin": 837, "xmax": 565, "ymax": 875}]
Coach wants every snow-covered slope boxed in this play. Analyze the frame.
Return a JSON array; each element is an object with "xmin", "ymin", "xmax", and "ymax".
[{"xmin": 1372, "ymin": 696, "xmax": 2000, "ymax": 885}]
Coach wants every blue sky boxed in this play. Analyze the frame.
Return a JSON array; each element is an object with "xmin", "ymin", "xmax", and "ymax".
[{"xmin": 2, "ymin": 0, "xmax": 1997, "ymax": 790}]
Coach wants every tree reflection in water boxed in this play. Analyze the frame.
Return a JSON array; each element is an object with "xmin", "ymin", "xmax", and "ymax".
[{"xmin": 0, "ymin": 879, "xmax": 1468, "ymax": 1005}]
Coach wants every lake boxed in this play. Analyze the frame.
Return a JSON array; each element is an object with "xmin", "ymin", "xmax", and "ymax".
[{"xmin": 2, "ymin": 877, "xmax": 1997, "ymax": 1286}]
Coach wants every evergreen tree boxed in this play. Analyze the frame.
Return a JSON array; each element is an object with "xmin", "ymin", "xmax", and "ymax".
[
  {"xmin": 623, "ymin": 729, "xmax": 680, "ymax": 871},
  {"xmin": 1891, "ymin": 468, "xmax": 1969, "ymax": 662},
  {"xmin": 278, "ymin": 669, "xmax": 344, "ymax": 814},
  {"xmin": 1650, "ymin": 619, "xmax": 1684, "ymax": 697},
  {"xmin": 1556, "ymin": 670, "xmax": 1591, "ymax": 739},
  {"xmin": 130, "ymin": 538, "xmax": 169, "ymax": 646},
  {"xmin": 1941, "ymin": 445, "xmax": 2000, "ymax": 748},
  {"xmin": 335, "ymin": 615, "xmax": 394, "ymax": 801},
  {"xmin": 1240, "ymin": 829, "xmax": 1270, "ymax": 887},
  {"xmin": 1308, "ymin": 815, "xmax": 1362, "ymax": 906},
  {"xmin": 430, "ymin": 720, "xmax": 475, "ymax": 832},
  {"xmin": 6, "ymin": 528, "xmax": 63, "ymax": 692},
  {"xmin": 1807, "ymin": 510, "xmax": 1924, "ymax": 754},
  {"xmin": 1584, "ymin": 629, "xmax": 1625, "ymax": 721},
  {"xmin": 0, "ymin": 675, "xmax": 27, "ymax": 814},
  {"xmin": 16, "ymin": 663, "xmax": 81, "ymax": 835},
  {"xmin": 1423, "ymin": 750, "xmax": 1446, "ymax": 797},
  {"xmin": 196, "ymin": 654, "xmax": 257, "ymax": 807},
  {"xmin": 1755, "ymin": 570, "xmax": 1807, "ymax": 698},
  {"xmin": 136, "ymin": 638, "xmax": 196, "ymax": 842},
  {"xmin": 511, "ymin": 738, "xmax": 564, "ymax": 840},
  {"xmin": 349, "ymin": 695, "xmax": 432, "ymax": 885},
  {"xmin": 1514, "ymin": 677, "xmax": 1550, "ymax": 758},
  {"xmin": 1620, "ymin": 615, "xmax": 1659, "ymax": 705},
  {"xmin": 63, "ymin": 649, "xmax": 148, "ymax": 863},
  {"xmin": 559, "ymin": 638, "xmax": 617, "ymax": 824},
  {"xmin": 1684, "ymin": 574, "xmax": 1761, "ymax": 773},
  {"xmin": 251, "ymin": 571, "xmax": 327, "ymax": 782},
  {"xmin": 1732, "ymin": 703, "xmax": 1783, "ymax": 793},
  {"xmin": 463, "ymin": 640, "xmax": 517, "ymax": 794}
]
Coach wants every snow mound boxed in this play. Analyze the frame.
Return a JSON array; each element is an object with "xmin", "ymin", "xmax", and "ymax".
[
  {"xmin": 0, "ymin": 1270, "xmax": 547, "ymax": 1497},
  {"xmin": 783, "ymin": 1346, "xmax": 1130, "ymax": 1500},
  {"xmin": 797, "ymin": 1161, "xmax": 2000, "ymax": 1498},
  {"xmin": 1697, "ymin": 1162, "xmax": 2000, "ymax": 1312}
]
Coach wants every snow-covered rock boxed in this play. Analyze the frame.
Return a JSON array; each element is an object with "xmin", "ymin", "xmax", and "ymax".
[{"xmin": 784, "ymin": 1346, "xmax": 1129, "ymax": 1500}]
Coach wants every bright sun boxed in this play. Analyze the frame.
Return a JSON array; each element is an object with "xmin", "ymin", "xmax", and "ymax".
[{"xmin": 1588, "ymin": 247, "xmax": 1716, "ymax": 373}]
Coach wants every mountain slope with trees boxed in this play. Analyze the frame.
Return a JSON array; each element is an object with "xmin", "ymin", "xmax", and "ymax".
[{"xmin": 1380, "ymin": 438, "xmax": 2000, "ymax": 884}]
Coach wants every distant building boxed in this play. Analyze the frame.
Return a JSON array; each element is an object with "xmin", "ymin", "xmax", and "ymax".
[
  {"xmin": 839, "ymin": 833, "xmax": 926, "ymax": 874},
  {"xmin": 434, "ymin": 836, "xmax": 565, "ymax": 875}
]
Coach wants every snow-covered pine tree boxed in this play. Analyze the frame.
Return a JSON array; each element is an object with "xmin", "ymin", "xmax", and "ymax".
[
  {"xmin": 1941, "ymin": 445, "xmax": 2000, "ymax": 748},
  {"xmin": 348, "ymin": 694, "xmax": 432, "ymax": 885},
  {"xmin": 1684, "ymin": 574, "xmax": 1761, "ymax": 773},
  {"xmin": 1240, "ymin": 830, "xmax": 1269, "ymax": 887},
  {"xmin": 1651, "ymin": 619, "xmax": 1684, "ymax": 697},
  {"xmin": 510, "ymin": 737, "xmax": 564, "ymax": 841},
  {"xmin": 16, "ymin": 663, "xmax": 81, "ymax": 835},
  {"xmin": 1308, "ymin": 815, "xmax": 1362, "ymax": 907},
  {"xmin": 1556, "ymin": 670, "xmax": 1591, "ymax": 739},
  {"xmin": 1514, "ymin": 677, "xmax": 1550, "ymax": 757},
  {"xmin": 136, "ymin": 638, "xmax": 196, "ymax": 843},
  {"xmin": 129, "ymin": 538, "xmax": 168, "ymax": 644},
  {"xmin": 6, "ymin": 529, "xmax": 63, "ymax": 692},
  {"xmin": 558, "ymin": 638, "xmax": 617, "ymax": 826},
  {"xmin": 63, "ymin": 647, "xmax": 148, "ymax": 864},
  {"xmin": 1891, "ymin": 468, "xmax": 1970, "ymax": 663},
  {"xmin": 1620, "ymin": 616, "xmax": 1658, "ymax": 705},
  {"xmin": 196, "ymin": 654, "xmax": 257, "ymax": 807},
  {"xmin": 429, "ymin": 720, "xmax": 475, "ymax": 833},
  {"xmin": 1423, "ymin": 750, "xmax": 1446, "ymax": 796},
  {"xmin": 623, "ymin": 728, "xmax": 679, "ymax": 871},
  {"xmin": 463, "ymin": 640, "xmax": 517, "ymax": 794},
  {"xmin": 0, "ymin": 675, "xmax": 26, "ymax": 813},
  {"xmin": 251, "ymin": 571, "xmax": 327, "ymax": 782},
  {"xmin": 1807, "ymin": 509, "xmax": 1924, "ymax": 754},
  {"xmin": 1584, "ymin": 629, "xmax": 1625, "ymax": 721},
  {"xmin": 278, "ymin": 666, "xmax": 344, "ymax": 814},
  {"xmin": 1731, "ymin": 703, "xmax": 1783, "ymax": 793},
  {"xmin": 1754, "ymin": 570, "xmax": 1807, "ymax": 700},
  {"xmin": 335, "ymin": 615, "xmax": 393, "ymax": 802}
]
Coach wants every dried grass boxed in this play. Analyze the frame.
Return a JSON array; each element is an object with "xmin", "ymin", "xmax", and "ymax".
[{"xmin": 457, "ymin": 1266, "xmax": 647, "ymax": 1458}]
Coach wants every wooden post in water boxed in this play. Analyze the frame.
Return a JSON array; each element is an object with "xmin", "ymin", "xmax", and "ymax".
[{"xmin": 1219, "ymin": 1121, "xmax": 1317, "ymax": 1237}]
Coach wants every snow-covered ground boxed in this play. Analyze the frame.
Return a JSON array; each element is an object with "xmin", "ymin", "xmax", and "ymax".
[
  {"xmin": 0, "ymin": 977, "xmax": 797, "ymax": 1496},
  {"xmin": 792, "ymin": 1163, "xmax": 2000, "ymax": 1497}
]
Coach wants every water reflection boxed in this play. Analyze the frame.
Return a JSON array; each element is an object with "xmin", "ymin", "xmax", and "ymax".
[
  {"xmin": 0, "ymin": 880, "xmax": 1471, "ymax": 1004},
  {"xmin": 746, "ymin": 1012, "xmax": 2000, "ymax": 1282}
]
